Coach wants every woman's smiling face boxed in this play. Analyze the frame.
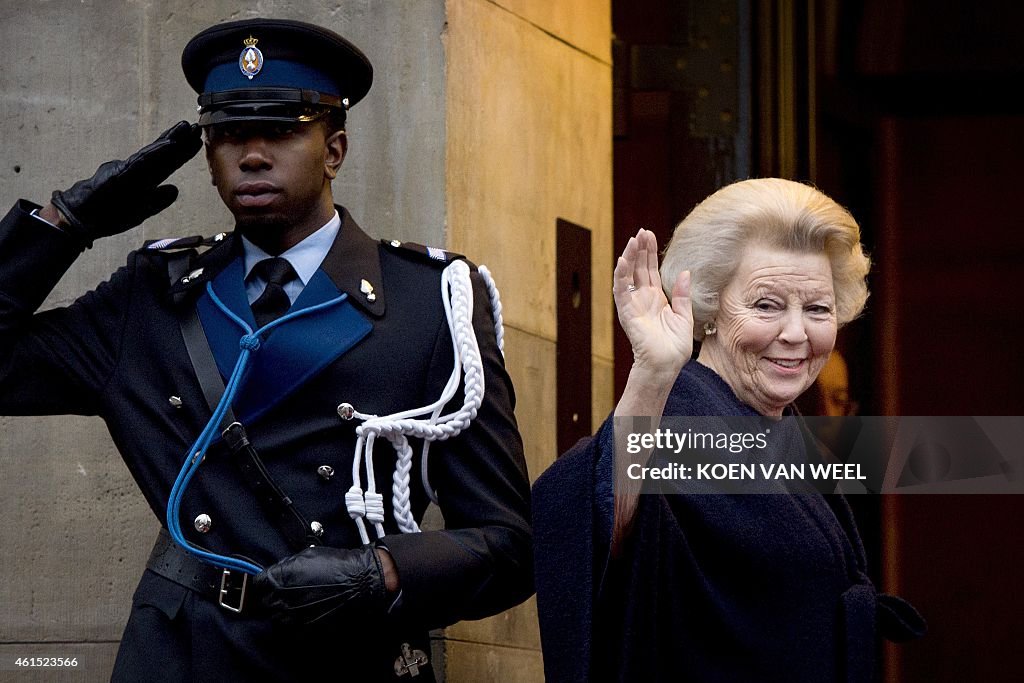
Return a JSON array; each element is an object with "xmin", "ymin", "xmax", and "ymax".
[{"xmin": 699, "ymin": 244, "xmax": 838, "ymax": 417}]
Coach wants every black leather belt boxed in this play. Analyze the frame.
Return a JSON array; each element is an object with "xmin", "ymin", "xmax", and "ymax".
[{"xmin": 146, "ymin": 527, "xmax": 251, "ymax": 613}]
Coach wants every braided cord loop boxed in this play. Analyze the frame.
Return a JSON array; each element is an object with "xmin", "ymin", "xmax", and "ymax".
[
  {"xmin": 478, "ymin": 265, "xmax": 504, "ymax": 357},
  {"xmin": 343, "ymin": 260, "xmax": 506, "ymax": 541}
]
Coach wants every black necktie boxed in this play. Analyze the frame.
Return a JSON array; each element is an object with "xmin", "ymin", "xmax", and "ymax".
[{"xmin": 250, "ymin": 257, "xmax": 298, "ymax": 328}]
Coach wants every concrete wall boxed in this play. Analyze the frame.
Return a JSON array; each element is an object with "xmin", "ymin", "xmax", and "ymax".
[
  {"xmin": 442, "ymin": 0, "xmax": 613, "ymax": 678},
  {"xmin": 0, "ymin": 0, "xmax": 612, "ymax": 680}
]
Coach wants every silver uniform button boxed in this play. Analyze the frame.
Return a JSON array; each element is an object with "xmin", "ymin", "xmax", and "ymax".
[
  {"xmin": 168, "ymin": 396, "xmax": 183, "ymax": 408},
  {"xmin": 317, "ymin": 465, "xmax": 335, "ymax": 481},
  {"xmin": 194, "ymin": 514, "xmax": 213, "ymax": 533},
  {"xmin": 390, "ymin": 240, "xmax": 402, "ymax": 247},
  {"xmin": 310, "ymin": 521, "xmax": 324, "ymax": 538},
  {"xmin": 337, "ymin": 403, "xmax": 355, "ymax": 420}
]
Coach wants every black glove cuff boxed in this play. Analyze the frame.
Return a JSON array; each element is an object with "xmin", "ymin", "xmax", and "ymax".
[
  {"xmin": 49, "ymin": 190, "xmax": 95, "ymax": 250},
  {"xmin": 368, "ymin": 544, "xmax": 388, "ymax": 601}
]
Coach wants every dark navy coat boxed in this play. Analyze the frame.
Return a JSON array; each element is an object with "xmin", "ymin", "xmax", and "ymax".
[
  {"xmin": 0, "ymin": 200, "xmax": 533, "ymax": 681},
  {"xmin": 533, "ymin": 362, "xmax": 922, "ymax": 683}
]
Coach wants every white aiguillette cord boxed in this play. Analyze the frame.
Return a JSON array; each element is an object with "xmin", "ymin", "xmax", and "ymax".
[{"xmin": 340, "ymin": 260, "xmax": 506, "ymax": 545}]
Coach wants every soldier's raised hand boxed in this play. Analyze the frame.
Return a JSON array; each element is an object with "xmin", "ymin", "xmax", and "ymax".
[{"xmin": 49, "ymin": 121, "xmax": 203, "ymax": 248}]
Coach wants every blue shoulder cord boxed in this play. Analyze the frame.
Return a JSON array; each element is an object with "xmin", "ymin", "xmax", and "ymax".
[{"xmin": 166, "ymin": 281, "xmax": 349, "ymax": 576}]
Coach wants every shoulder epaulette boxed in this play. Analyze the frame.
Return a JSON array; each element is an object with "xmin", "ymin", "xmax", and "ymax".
[
  {"xmin": 144, "ymin": 232, "xmax": 230, "ymax": 251},
  {"xmin": 380, "ymin": 238, "xmax": 464, "ymax": 265}
]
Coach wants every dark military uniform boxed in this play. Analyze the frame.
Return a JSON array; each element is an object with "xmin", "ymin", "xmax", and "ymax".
[{"xmin": 0, "ymin": 200, "xmax": 532, "ymax": 681}]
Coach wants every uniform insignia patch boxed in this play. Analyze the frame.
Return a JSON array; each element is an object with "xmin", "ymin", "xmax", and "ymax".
[
  {"xmin": 381, "ymin": 239, "xmax": 463, "ymax": 266},
  {"xmin": 147, "ymin": 237, "xmax": 180, "ymax": 250},
  {"xmin": 394, "ymin": 643, "xmax": 429, "ymax": 678},
  {"xmin": 359, "ymin": 279, "xmax": 377, "ymax": 302},
  {"xmin": 181, "ymin": 268, "xmax": 204, "ymax": 284},
  {"xmin": 145, "ymin": 233, "xmax": 228, "ymax": 251},
  {"xmin": 239, "ymin": 35, "xmax": 264, "ymax": 80}
]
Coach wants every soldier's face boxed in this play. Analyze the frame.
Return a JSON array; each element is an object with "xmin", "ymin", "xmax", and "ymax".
[{"xmin": 204, "ymin": 120, "xmax": 345, "ymax": 237}]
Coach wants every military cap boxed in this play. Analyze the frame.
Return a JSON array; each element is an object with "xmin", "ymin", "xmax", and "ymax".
[{"xmin": 181, "ymin": 18, "xmax": 373, "ymax": 126}]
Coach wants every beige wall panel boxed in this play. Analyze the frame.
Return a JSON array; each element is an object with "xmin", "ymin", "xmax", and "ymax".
[
  {"xmin": 445, "ymin": 0, "xmax": 614, "ymax": 360},
  {"xmin": 501, "ymin": 326, "xmax": 557, "ymax": 483},
  {"xmin": 447, "ymin": 595, "xmax": 540, "ymax": 650},
  {"xmin": 486, "ymin": 0, "xmax": 612, "ymax": 62},
  {"xmin": 444, "ymin": 639, "xmax": 545, "ymax": 683}
]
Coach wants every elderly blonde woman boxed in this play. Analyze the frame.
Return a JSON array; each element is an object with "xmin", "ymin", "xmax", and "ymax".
[{"xmin": 533, "ymin": 179, "xmax": 924, "ymax": 683}]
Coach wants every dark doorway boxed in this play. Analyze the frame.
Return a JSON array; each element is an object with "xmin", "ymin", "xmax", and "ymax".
[{"xmin": 612, "ymin": 1, "xmax": 1024, "ymax": 680}]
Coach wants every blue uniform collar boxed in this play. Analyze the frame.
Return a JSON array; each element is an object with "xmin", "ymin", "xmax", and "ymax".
[{"xmin": 195, "ymin": 256, "xmax": 372, "ymax": 424}]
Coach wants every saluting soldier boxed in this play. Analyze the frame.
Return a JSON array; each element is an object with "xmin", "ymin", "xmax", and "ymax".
[{"xmin": 0, "ymin": 18, "xmax": 532, "ymax": 682}]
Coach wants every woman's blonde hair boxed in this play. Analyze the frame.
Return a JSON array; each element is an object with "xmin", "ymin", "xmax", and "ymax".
[{"xmin": 660, "ymin": 178, "xmax": 870, "ymax": 340}]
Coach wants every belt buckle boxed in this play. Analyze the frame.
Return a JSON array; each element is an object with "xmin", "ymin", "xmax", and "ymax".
[{"xmin": 218, "ymin": 569, "xmax": 248, "ymax": 613}]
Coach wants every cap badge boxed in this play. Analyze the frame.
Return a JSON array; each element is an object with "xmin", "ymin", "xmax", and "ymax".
[{"xmin": 239, "ymin": 35, "xmax": 264, "ymax": 80}]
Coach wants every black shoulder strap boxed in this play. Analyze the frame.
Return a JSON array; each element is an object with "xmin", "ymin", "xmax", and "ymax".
[
  {"xmin": 167, "ymin": 249, "xmax": 237, "ymax": 427},
  {"xmin": 180, "ymin": 305, "xmax": 235, "ymax": 427},
  {"xmin": 380, "ymin": 238, "xmax": 465, "ymax": 264}
]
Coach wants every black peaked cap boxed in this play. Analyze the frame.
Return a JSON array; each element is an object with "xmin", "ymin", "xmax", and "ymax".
[{"xmin": 181, "ymin": 18, "xmax": 373, "ymax": 110}]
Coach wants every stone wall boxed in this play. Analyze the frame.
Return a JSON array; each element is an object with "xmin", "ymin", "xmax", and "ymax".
[
  {"xmin": 0, "ymin": 1, "xmax": 612, "ymax": 679},
  {"xmin": 442, "ymin": 0, "xmax": 613, "ymax": 677}
]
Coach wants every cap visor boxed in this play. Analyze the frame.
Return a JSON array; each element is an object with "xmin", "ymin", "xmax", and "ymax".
[{"xmin": 198, "ymin": 103, "xmax": 330, "ymax": 127}]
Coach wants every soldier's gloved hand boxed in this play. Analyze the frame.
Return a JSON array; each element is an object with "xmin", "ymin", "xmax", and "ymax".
[
  {"xmin": 50, "ymin": 120, "xmax": 203, "ymax": 248},
  {"xmin": 252, "ymin": 545, "xmax": 390, "ymax": 626}
]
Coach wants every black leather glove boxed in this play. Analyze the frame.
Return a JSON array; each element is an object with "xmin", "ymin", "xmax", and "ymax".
[
  {"xmin": 252, "ymin": 545, "xmax": 390, "ymax": 626},
  {"xmin": 51, "ymin": 120, "xmax": 203, "ymax": 248}
]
